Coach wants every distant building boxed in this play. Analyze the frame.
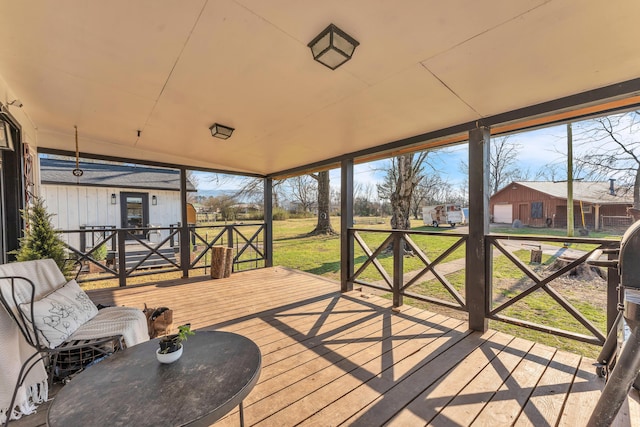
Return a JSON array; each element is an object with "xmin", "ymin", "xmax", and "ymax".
[
  {"xmin": 39, "ymin": 158, "xmax": 196, "ymax": 247},
  {"xmin": 490, "ymin": 180, "xmax": 633, "ymax": 229}
]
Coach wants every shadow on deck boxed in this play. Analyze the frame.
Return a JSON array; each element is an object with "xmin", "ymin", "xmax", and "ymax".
[{"xmin": 11, "ymin": 267, "xmax": 640, "ymax": 426}]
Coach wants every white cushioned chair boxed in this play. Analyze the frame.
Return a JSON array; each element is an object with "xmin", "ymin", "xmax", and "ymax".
[{"xmin": 0, "ymin": 259, "xmax": 148, "ymax": 426}]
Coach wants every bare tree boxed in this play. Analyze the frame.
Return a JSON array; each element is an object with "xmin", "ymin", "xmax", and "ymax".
[
  {"xmin": 535, "ymin": 163, "xmax": 564, "ymax": 181},
  {"xmin": 490, "ymin": 136, "xmax": 529, "ymax": 194},
  {"xmin": 377, "ymin": 152, "xmax": 429, "ymax": 231},
  {"xmin": 186, "ymin": 170, "xmax": 200, "ymax": 204},
  {"xmin": 288, "ymin": 175, "xmax": 317, "ymax": 213},
  {"xmin": 309, "ymin": 170, "xmax": 335, "ymax": 235},
  {"xmin": 575, "ymin": 111, "xmax": 640, "ymax": 208},
  {"xmin": 202, "ymin": 169, "xmax": 335, "ymax": 233},
  {"xmin": 458, "ymin": 137, "xmax": 527, "ymax": 194},
  {"xmin": 272, "ymin": 180, "xmax": 286, "ymax": 208},
  {"xmin": 410, "ymin": 174, "xmax": 448, "ymax": 219},
  {"xmin": 203, "ymin": 195, "xmax": 238, "ymax": 221}
]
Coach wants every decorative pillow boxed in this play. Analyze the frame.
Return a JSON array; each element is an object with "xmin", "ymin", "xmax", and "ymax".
[{"xmin": 19, "ymin": 279, "xmax": 98, "ymax": 348}]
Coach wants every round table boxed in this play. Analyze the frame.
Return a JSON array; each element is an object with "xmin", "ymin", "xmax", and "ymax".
[{"xmin": 47, "ymin": 331, "xmax": 261, "ymax": 426}]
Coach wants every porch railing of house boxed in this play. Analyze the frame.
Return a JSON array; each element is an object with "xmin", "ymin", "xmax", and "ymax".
[
  {"xmin": 63, "ymin": 223, "xmax": 620, "ymax": 346},
  {"xmin": 59, "ymin": 223, "xmax": 266, "ymax": 287},
  {"xmin": 347, "ymin": 228, "xmax": 620, "ymax": 346},
  {"xmin": 348, "ymin": 228, "xmax": 469, "ymax": 311}
]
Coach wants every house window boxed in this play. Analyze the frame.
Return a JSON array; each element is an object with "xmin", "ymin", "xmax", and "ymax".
[
  {"xmin": 531, "ymin": 202, "xmax": 543, "ymax": 219},
  {"xmin": 582, "ymin": 204, "xmax": 592, "ymax": 214}
]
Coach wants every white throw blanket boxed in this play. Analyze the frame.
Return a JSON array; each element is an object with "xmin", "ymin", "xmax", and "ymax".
[
  {"xmin": 0, "ymin": 259, "xmax": 64, "ymax": 424},
  {"xmin": 70, "ymin": 306, "xmax": 149, "ymax": 348},
  {"xmin": 0, "ymin": 307, "xmax": 48, "ymax": 425}
]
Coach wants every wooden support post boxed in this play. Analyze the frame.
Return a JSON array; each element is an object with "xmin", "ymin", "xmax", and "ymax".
[
  {"xmin": 179, "ymin": 168, "xmax": 190, "ymax": 278},
  {"xmin": 341, "ymin": 158, "xmax": 354, "ymax": 293},
  {"xmin": 264, "ymin": 177, "xmax": 273, "ymax": 267},
  {"xmin": 466, "ymin": 125, "xmax": 490, "ymax": 332},
  {"xmin": 117, "ymin": 230, "xmax": 127, "ymax": 287},
  {"xmin": 393, "ymin": 232, "xmax": 403, "ymax": 308}
]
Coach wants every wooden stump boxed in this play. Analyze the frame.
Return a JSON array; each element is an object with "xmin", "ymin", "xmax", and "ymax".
[
  {"xmin": 210, "ymin": 246, "xmax": 227, "ymax": 279},
  {"xmin": 530, "ymin": 249, "xmax": 542, "ymax": 264},
  {"xmin": 547, "ymin": 255, "xmax": 605, "ymax": 280},
  {"xmin": 224, "ymin": 248, "xmax": 233, "ymax": 278}
]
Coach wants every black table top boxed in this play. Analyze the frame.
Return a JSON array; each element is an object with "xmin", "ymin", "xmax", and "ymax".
[{"xmin": 47, "ymin": 331, "xmax": 261, "ymax": 427}]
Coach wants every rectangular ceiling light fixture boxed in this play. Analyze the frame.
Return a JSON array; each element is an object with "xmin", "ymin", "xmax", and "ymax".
[{"xmin": 210, "ymin": 123, "xmax": 234, "ymax": 140}]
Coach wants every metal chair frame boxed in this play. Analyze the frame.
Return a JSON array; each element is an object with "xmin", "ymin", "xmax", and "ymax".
[{"xmin": 0, "ymin": 275, "xmax": 122, "ymax": 427}]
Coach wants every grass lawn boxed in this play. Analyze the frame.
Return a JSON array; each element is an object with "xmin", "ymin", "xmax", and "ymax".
[{"xmin": 273, "ymin": 216, "xmax": 467, "ymax": 282}]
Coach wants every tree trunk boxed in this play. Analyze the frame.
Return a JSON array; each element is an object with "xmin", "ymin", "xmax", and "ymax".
[
  {"xmin": 390, "ymin": 155, "xmax": 413, "ymax": 231},
  {"xmin": 309, "ymin": 171, "xmax": 335, "ymax": 235},
  {"xmin": 388, "ymin": 155, "xmax": 415, "ymax": 253}
]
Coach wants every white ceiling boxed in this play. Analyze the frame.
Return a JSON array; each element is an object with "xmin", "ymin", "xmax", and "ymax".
[{"xmin": 0, "ymin": 0, "xmax": 639, "ymax": 176}]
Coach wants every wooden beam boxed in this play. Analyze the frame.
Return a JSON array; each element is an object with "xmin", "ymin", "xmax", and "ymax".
[
  {"xmin": 264, "ymin": 177, "xmax": 273, "ymax": 268},
  {"xmin": 341, "ymin": 158, "xmax": 354, "ymax": 293},
  {"xmin": 179, "ymin": 168, "xmax": 190, "ymax": 278},
  {"xmin": 466, "ymin": 125, "xmax": 490, "ymax": 332}
]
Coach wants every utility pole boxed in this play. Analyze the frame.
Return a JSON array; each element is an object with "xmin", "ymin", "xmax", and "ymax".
[{"xmin": 567, "ymin": 122, "xmax": 574, "ymax": 237}]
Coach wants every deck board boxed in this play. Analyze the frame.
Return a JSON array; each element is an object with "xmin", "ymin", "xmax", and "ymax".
[
  {"xmin": 9, "ymin": 267, "xmax": 639, "ymax": 427},
  {"xmin": 471, "ymin": 342, "xmax": 556, "ymax": 426}
]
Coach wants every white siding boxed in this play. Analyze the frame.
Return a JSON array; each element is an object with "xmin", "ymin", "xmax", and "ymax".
[{"xmin": 40, "ymin": 185, "xmax": 183, "ymax": 249}]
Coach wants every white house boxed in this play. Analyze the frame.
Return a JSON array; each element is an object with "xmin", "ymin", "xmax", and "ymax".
[{"xmin": 39, "ymin": 158, "xmax": 196, "ymax": 249}]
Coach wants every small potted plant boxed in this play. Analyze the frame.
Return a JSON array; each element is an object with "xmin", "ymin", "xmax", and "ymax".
[{"xmin": 156, "ymin": 324, "xmax": 194, "ymax": 364}]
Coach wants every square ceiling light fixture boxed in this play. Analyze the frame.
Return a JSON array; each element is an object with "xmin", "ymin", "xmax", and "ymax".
[
  {"xmin": 0, "ymin": 117, "xmax": 14, "ymax": 151},
  {"xmin": 209, "ymin": 123, "xmax": 234, "ymax": 140},
  {"xmin": 308, "ymin": 24, "xmax": 359, "ymax": 70}
]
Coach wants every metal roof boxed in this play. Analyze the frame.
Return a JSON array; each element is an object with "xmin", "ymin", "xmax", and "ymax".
[
  {"xmin": 513, "ymin": 181, "xmax": 633, "ymax": 205},
  {"xmin": 39, "ymin": 158, "xmax": 196, "ymax": 191}
]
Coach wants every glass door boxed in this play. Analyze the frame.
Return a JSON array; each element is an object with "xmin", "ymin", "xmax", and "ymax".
[{"xmin": 120, "ymin": 192, "xmax": 149, "ymax": 239}]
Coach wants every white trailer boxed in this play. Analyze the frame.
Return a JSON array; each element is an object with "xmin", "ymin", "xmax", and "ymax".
[{"xmin": 422, "ymin": 204, "xmax": 465, "ymax": 228}]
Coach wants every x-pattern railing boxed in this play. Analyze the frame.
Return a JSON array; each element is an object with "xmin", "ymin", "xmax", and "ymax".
[
  {"xmin": 402, "ymin": 233, "xmax": 467, "ymax": 310},
  {"xmin": 189, "ymin": 224, "xmax": 265, "ymax": 272},
  {"xmin": 121, "ymin": 229, "xmax": 181, "ymax": 275},
  {"xmin": 190, "ymin": 226, "xmax": 227, "ymax": 267},
  {"xmin": 233, "ymin": 226, "xmax": 265, "ymax": 266},
  {"xmin": 349, "ymin": 228, "xmax": 468, "ymax": 311},
  {"xmin": 486, "ymin": 235, "xmax": 619, "ymax": 345},
  {"xmin": 60, "ymin": 223, "xmax": 266, "ymax": 285},
  {"xmin": 64, "ymin": 229, "xmax": 118, "ymax": 278}
]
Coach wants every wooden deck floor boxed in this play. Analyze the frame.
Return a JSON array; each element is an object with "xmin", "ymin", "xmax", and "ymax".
[{"xmin": 11, "ymin": 267, "xmax": 640, "ymax": 426}]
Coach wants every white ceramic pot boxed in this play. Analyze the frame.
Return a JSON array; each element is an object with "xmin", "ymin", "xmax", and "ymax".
[{"xmin": 156, "ymin": 344, "xmax": 183, "ymax": 364}]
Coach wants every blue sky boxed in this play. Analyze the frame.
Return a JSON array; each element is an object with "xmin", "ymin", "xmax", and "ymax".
[
  {"xmin": 345, "ymin": 124, "xmax": 571, "ymax": 193},
  {"xmin": 194, "ymin": 124, "xmax": 570, "ymax": 193},
  {"xmin": 194, "ymin": 115, "xmax": 637, "ymax": 198}
]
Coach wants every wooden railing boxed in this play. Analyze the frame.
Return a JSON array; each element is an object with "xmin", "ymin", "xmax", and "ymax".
[
  {"xmin": 188, "ymin": 224, "xmax": 266, "ymax": 272},
  {"xmin": 348, "ymin": 228, "xmax": 621, "ymax": 345},
  {"xmin": 486, "ymin": 234, "xmax": 619, "ymax": 345},
  {"xmin": 59, "ymin": 223, "xmax": 267, "ymax": 287},
  {"xmin": 348, "ymin": 228, "xmax": 468, "ymax": 311}
]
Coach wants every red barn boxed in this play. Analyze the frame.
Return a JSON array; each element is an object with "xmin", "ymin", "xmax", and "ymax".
[{"xmin": 490, "ymin": 181, "xmax": 633, "ymax": 230}]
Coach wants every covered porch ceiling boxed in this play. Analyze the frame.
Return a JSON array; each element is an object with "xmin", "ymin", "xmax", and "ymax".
[{"xmin": 0, "ymin": 1, "xmax": 639, "ymax": 177}]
